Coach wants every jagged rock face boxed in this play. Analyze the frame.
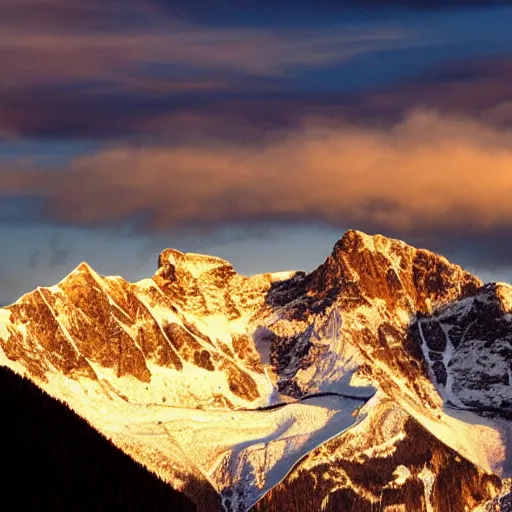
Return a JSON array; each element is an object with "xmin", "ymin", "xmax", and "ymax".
[
  {"xmin": 264, "ymin": 230, "xmax": 483, "ymax": 414},
  {"xmin": 412, "ymin": 282, "xmax": 512, "ymax": 417},
  {"xmin": 306, "ymin": 230, "xmax": 480, "ymax": 313},
  {"xmin": 156, "ymin": 249, "xmax": 243, "ymax": 319},
  {"xmin": 0, "ymin": 230, "xmax": 510, "ymax": 512},
  {"xmin": 0, "ymin": 255, "xmax": 280, "ymax": 409}
]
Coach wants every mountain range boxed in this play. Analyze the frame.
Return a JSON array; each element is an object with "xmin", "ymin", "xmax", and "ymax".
[{"xmin": 0, "ymin": 230, "xmax": 510, "ymax": 511}]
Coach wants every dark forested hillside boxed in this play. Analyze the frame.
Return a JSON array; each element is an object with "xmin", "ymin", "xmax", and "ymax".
[{"xmin": 0, "ymin": 367, "xmax": 198, "ymax": 511}]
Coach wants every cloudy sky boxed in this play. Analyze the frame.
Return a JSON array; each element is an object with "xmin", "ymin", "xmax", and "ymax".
[{"xmin": 1, "ymin": 0, "xmax": 512, "ymax": 304}]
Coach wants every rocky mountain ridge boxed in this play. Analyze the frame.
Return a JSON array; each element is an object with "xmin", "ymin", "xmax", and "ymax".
[{"xmin": 0, "ymin": 230, "xmax": 510, "ymax": 511}]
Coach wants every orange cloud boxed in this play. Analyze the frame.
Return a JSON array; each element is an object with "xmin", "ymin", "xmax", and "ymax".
[{"xmin": 1, "ymin": 110, "xmax": 512, "ymax": 234}]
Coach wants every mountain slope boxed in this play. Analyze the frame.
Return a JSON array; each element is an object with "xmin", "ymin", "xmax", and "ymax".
[{"xmin": 0, "ymin": 230, "xmax": 510, "ymax": 511}]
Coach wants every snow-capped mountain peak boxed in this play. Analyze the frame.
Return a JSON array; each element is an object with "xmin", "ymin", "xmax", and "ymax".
[{"xmin": 0, "ymin": 230, "xmax": 510, "ymax": 511}]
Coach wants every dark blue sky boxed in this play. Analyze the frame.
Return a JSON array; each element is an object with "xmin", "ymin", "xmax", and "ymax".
[{"xmin": 1, "ymin": 0, "xmax": 512, "ymax": 304}]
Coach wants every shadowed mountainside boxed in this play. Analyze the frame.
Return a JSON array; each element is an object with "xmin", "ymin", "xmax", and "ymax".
[{"xmin": 0, "ymin": 366, "xmax": 214, "ymax": 511}]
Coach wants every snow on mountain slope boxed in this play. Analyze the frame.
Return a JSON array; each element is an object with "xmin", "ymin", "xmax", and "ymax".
[
  {"xmin": 0, "ymin": 230, "xmax": 511, "ymax": 511},
  {"xmin": 13, "ymin": 357, "xmax": 363, "ymax": 511}
]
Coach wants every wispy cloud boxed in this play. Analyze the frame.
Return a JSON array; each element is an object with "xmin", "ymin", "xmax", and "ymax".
[
  {"xmin": 0, "ymin": 2, "xmax": 410, "ymax": 142},
  {"xmin": 0, "ymin": 21, "xmax": 407, "ymax": 90},
  {"xmin": 2, "ymin": 49, "xmax": 511, "ymax": 142},
  {"xmin": 0, "ymin": 0, "xmax": 413, "ymax": 143},
  {"xmin": 2, "ymin": 0, "xmax": 512, "ymax": 143}
]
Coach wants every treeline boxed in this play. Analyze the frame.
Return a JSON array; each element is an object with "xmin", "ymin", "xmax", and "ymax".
[
  {"xmin": 0, "ymin": 366, "xmax": 197, "ymax": 511},
  {"xmin": 253, "ymin": 417, "xmax": 502, "ymax": 512}
]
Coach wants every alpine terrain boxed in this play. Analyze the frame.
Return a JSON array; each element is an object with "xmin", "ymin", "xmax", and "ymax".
[{"xmin": 0, "ymin": 230, "xmax": 510, "ymax": 511}]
